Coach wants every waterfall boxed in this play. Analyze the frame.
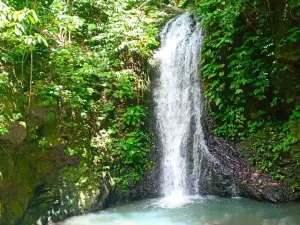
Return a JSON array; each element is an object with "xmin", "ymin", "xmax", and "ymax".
[{"xmin": 153, "ymin": 12, "xmax": 209, "ymax": 199}]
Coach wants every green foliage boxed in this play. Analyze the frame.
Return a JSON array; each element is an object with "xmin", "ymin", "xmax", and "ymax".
[
  {"xmin": 0, "ymin": 114, "xmax": 9, "ymax": 135},
  {"xmin": 122, "ymin": 106, "xmax": 147, "ymax": 127},
  {"xmin": 0, "ymin": 0, "xmax": 165, "ymax": 191},
  {"xmin": 114, "ymin": 130, "xmax": 151, "ymax": 188},
  {"xmin": 248, "ymin": 106, "xmax": 300, "ymax": 179},
  {"xmin": 197, "ymin": 0, "xmax": 300, "ymax": 183}
]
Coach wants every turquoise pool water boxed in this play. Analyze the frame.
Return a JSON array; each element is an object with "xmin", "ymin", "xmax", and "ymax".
[{"xmin": 57, "ymin": 196, "xmax": 300, "ymax": 225}]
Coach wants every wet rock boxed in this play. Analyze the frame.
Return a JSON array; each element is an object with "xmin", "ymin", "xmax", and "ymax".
[
  {"xmin": 0, "ymin": 141, "xmax": 117, "ymax": 225},
  {"xmin": 200, "ymin": 116, "xmax": 296, "ymax": 203},
  {"xmin": 19, "ymin": 168, "xmax": 117, "ymax": 225}
]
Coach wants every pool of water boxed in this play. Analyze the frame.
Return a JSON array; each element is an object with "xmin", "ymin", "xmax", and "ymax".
[{"xmin": 57, "ymin": 196, "xmax": 300, "ymax": 225}]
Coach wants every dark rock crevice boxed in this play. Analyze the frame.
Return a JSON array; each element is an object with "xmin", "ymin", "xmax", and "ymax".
[{"xmin": 199, "ymin": 113, "xmax": 297, "ymax": 203}]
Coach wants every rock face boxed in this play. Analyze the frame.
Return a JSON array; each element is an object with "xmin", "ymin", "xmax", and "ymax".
[
  {"xmin": 0, "ymin": 139, "xmax": 117, "ymax": 225},
  {"xmin": 0, "ymin": 121, "xmax": 27, "ymax": 144},
  {"xmin": 0, "ymin": 110, "xmax": 118, "ymax": 225},
  {"xmin": 201, "ymin": 117, "xmax": 296, "ymax": 203},
  {"xmin": 20, "ymin": 169, "xmax": 116, "ymax": 225}
]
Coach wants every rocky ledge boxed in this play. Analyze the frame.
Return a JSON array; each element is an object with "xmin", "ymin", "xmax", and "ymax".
[{"xmin": 202, "ymin": 117, "xmax": 297, "ymax": 203}]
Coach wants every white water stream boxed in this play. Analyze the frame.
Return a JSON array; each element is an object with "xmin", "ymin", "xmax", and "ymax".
[{"xmin": 154, "ymin": 12, "xmax": 209, "ymax": 201}]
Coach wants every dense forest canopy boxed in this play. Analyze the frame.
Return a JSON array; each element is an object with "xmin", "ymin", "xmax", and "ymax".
[{"xmin": 0, "ymin": 0, "xmax": 300, "ymax": 224}]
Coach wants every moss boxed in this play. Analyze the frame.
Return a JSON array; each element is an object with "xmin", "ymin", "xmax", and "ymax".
[
  {"xmin": 290, "ymin": 119, "xmax": 300, "ymax": 140},
  {"xmin": 0, "ymin": 149, "xmax": 13, "ymax": 182},
  {"xmin": 19, "ymin": 164, "xmax": 112, "ymax": 224},
  {"xmin": 41, "ymin": 120, "xmax": 66, "ymax": 147},
  {"xmin": 0, "ymin": 142, "xmax": 58, "ymax": 224},
  {"xmin": 276, "ymin": 42, "xmax": 300, "ymax": 62},
  {"xmin": 5, "ymin": 201, "xmax": 23, "ymax": 225}
]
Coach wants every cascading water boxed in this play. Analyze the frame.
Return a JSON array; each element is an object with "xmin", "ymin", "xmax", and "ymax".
[{"xmin": 154, "ymin": 12, "xmax": 210, "ymax": 200}]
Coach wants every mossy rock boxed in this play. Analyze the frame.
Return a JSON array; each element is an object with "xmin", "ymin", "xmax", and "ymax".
[
  {"xmin": 0, "ymin": 143, "xmax": 57, "ymax": 225},
  {"xmin": 20, "ymin": 165, "xmax": 115, "ymax": 225},
  {"xmin": 276, "ymin": 41, "xmax": 300, "ymax": 62},
  {"xmin": 3, "ymin": 201, "xmax": 23, "ymax": 225},
  {"xmin": 0, "ymin": 122, "xmax": 27, "ymax": 144},
  {"xmin": 290, "ymin": 119, "xmax": 300, "ymax": 140}
]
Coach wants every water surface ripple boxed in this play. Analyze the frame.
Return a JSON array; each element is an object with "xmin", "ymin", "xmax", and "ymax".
[{"xmin": 58, "ymin": 197, "xmax": 300, "ymax": 225}]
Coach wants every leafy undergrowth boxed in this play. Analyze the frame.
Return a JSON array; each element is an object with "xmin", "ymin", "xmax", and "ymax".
[
  {"xmin": 193, "ymin": 0, "xmax": 300, "ymax": 188},
  {"xmin": 0, "ymin": 0, "xmax": 173, "ymax": 193}
]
